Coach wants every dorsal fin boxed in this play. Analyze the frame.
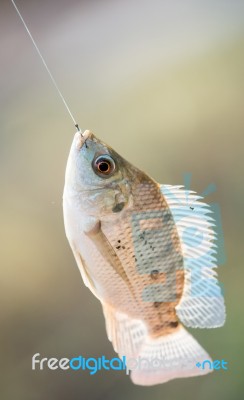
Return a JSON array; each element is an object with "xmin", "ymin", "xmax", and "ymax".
[{"xmin": 161, "ymin": 185, "xmax": 226, "ymax": 328}]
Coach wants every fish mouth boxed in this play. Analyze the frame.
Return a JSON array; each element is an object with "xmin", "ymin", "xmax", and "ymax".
[{"xmin": 74, "ymin": 129, "xmax": 92, "ymax": 150}]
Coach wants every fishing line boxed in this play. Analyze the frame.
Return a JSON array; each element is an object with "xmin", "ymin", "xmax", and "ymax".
[{"xmin": 11, "ymin": 0, "xmax": 80, "ymax": 132}]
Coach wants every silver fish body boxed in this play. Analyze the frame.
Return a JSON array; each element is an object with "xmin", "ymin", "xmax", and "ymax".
[{"xmin": 63, "ymin": 130, "xmax": 225, "ymax": 385}]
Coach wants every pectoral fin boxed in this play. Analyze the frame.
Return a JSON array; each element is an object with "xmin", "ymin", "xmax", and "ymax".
[
  {"xmin": 85, "ymin": 221, "xmax": 135, "ymax": 298},
  {"xmin": 72, "ymin": 249, "xmax": 98, "ymax": 298}
]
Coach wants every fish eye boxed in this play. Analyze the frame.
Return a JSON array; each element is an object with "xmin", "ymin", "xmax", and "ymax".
[{"xmin": 92, "ymin": 155, "xmax": 116, "ymax": 177}]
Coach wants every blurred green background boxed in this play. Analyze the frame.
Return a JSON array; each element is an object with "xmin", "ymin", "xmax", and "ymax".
[{"xmin": 1, "ymin": 0, "xmax": 243, "ymax": 399}]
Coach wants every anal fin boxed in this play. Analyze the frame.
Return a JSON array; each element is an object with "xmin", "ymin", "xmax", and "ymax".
[{"xmin": 102, "ymin": 302, "xmax": 147, "ymax": 358}]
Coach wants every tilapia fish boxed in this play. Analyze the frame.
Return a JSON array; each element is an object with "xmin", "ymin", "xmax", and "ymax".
[{"xmin": 63, "ymin": 130, "xmax": 225, "ymax": 385}]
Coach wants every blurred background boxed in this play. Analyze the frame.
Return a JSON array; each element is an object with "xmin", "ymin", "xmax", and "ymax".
[{"xmin": 1, "ymin": 0, "xmax": 244, "ymax": 399}]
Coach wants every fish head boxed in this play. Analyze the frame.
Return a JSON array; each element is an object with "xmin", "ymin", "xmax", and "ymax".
[{"xmin": 64, "ymin": 130, "xmax": 138, "ymax": 218}]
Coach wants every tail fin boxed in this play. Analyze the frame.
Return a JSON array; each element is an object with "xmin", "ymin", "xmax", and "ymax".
[{"xmin": 130, "ymin": 325, "xmax": 212, "ymax": 386}]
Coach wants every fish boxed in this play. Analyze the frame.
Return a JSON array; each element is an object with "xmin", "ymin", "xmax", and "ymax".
[{"xmin": 63, "ymin": 129, "xmax": 226, "ymax": 386}]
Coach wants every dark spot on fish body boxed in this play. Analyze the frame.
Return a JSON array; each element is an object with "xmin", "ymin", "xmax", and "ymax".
[
  {"xmin": 154, "ymin": 301, "xmax": 161, "ymax": 308},
  {"xmin": 150, "ymin": 270, "xmax": 159, "ymax": 279},
  {"xmin": 150, "ymin": 319, "xmax": 180, "ymax": 337},
  {"xmin": 170, "ymin": 321, "xmax": 179, "ymax": 328},
  {"xmin": 116, "ymin": 245, "xmax": 121, "ymax": 249},
  {"xmin": 163, "ymin": 212, "xmax": 171, "ymax": 222}
]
